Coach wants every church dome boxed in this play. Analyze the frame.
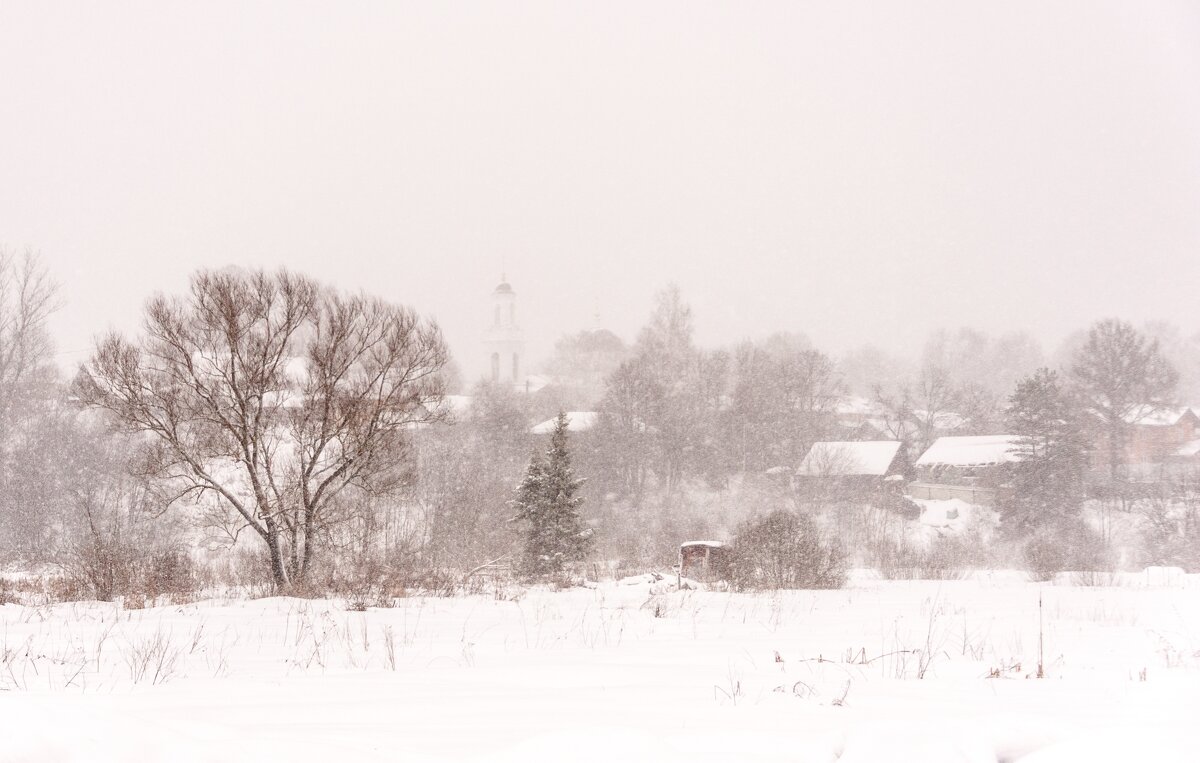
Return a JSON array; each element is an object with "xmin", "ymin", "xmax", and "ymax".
[{"xmin": 493, "ymin": 281, "xmax": 514, "ymax": 295}]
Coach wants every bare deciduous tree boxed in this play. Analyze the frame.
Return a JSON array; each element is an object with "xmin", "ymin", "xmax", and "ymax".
[
  {"xmin": 871, "ymin": 382, "xmax": 915, "ymax": 444},
  {"xmin": 728, "ymin": 338, "xmax": 840, "ymax": 476},
  {"xmin": 0, "ymin": 248, "xmax": 59, "ymax": 423},
  {"xmin": 911, "ymin": 363, "xmax": 960, "ymax": 453},
  {"xmin": 74, "ymin": 269, "xmax": 448, "ymax": 589},
  {"xmin": 0, "ymin": 248, "xmax": 60, "ymax": 561},
  {"xmin": 595, "ymin": 358, "xmax": 661, "ymax": 500},
  {"xmin": 872, "ymin": 362, "xmax": 960, "ymax": 456},
  {"xmin": 58, "ymin": 421, "xmax": 184, "ymax": 601}
]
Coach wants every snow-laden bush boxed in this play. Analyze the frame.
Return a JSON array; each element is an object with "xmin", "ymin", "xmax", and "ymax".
[
  {"xmin": 729, "ymin": 511, "xmax": 845, "ymax": 590},
  {"xmin": 1135, "ymin": 486, "xmax": 1200, "ymax": 572},
  {"xmin": 1023, "ymin": 518, "xmax": 1113, "ymax": 582}
]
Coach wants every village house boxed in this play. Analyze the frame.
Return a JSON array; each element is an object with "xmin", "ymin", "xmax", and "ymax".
[
  {"xmin": 795, "ymin": 440, "xmax": 910, "ymax": 502},
  {"xmin": 832, "ymin": 396, "xmax": 890, "ymax": 438},
  {"xmin": 909, "ymin": 434, "xmax": 1022, "ymax": 504},
  {"xmin": 1170, "ymin": 436, "xmax": 1200, "ymax": 468},
  {"xmin": 1090, "ymin": 406, "xmax": 1200, "ymax": 477}
]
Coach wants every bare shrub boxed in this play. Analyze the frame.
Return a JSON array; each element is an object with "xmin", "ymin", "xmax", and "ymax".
[
  {"xmin": 873, "ymin": 535, "xmax": 983, "ymax": 581},
  {"xmin": 323, "ymin": 549, "xmax": 468, "ymax": 606},
  {"xmin": 64, "ymin": 532, "xmax": 138, "ymax": 602},
  {"xmin": 1024, "ymin": 535, "xmax": 1066, "ymax": 582},
  {"xmin": 1137, "ymin": 478, "xmax": 1200, "ymax": 571},
  {"xmin": 1070, "ymin": 569, "xmax": 1119, "ymax": 587},
  {"xmin": 64, "ymin": 530, "xmax": 199, "ymax": 604},
  {"xmin": 144, "ymin": 550, "xmax": 197, "ymax": 598},
  {"xmin": 44, "ymin": 575, "xmax": 89, "ymax": 604},
  {"xmin": 50, "ymin": 414, "xmax": 202, "ymax": 604},
  {"xmin": 1025, "ymin": 518, "xmax": 1113, "ymax": 582},
  {"xmin": 403, "ymin": 568, "xmax": 459, "ymax": 598},
  {"xmin": 211, "ymin": 549, "xmax": 279, "ymax": 598},
  {"xmin": 729, "ymin": 511, "xmax": 845, "ymax": 590},
  {"xmin": 334, "ymin": 561, "xmax": 396, "ymax": 611}
]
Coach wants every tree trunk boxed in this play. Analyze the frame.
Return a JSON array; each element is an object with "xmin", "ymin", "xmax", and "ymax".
[
  {"xmin": 1108, "ymin": 419, "xmax": 1124, "ymax": 481},
  {"xmin": 263, "ymin": 519, "xmax": 290, "ymax": 589},
  {"xmin": 301, "ymin": 522, "xmax": 315, "ymax": 584}
]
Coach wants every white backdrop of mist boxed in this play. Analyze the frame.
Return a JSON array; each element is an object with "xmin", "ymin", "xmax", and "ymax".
[{"xmin": 1, "ymin": 1, "xmax": 1198, "ymax": 379}]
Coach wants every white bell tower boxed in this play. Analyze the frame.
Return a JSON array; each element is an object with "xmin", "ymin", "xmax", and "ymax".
[{"xmin": 483, "ymin": 276, "xmax": 524, "ymax": 384}]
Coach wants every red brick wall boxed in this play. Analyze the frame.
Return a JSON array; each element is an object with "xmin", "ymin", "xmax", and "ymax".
[{"xmin": 1091, "ymin": 411, "xmax": 1200, "ymax": 468}]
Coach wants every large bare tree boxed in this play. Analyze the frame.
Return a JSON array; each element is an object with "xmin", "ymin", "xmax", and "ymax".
[
  {"xmin": 0, "ymin": 248, "xmax": 60, "ymax": 561},
  {"xmin": 0, "ymin": 247, "xmax": 58, "ymax": 425},
  {"xmin": 74, "ymin": 269, "xmax": 448, "ymax": 588}
]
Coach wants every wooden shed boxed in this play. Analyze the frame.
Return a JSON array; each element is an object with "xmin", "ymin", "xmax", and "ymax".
[{"xmin": 679, "ymin": 541, "xmax": 732, "ymax": 582}]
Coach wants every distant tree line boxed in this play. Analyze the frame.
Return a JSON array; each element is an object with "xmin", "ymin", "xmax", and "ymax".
[{"xmin": 2, "ymin": 252, "xmax": 1200, "ymax": 596}]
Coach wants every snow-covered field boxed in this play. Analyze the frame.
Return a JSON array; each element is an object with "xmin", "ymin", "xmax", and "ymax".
[{"xmin": 3, "ymin": 574, "xmax": 1200, "ymax": 762}]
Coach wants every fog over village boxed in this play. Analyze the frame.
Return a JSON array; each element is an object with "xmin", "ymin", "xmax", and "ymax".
[{"xmin": 2, "ymin": 3, "xmax": 1200, "ymax": 762}]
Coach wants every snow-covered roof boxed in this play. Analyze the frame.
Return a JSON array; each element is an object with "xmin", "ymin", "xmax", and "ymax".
[
  {"xmin": 530, "ymin": 411, "xmax": 598, "ymax": 434},
  {"xmin": 797, "ymin": 441, "xmax": 902, "ymax": 476},
  {"xmin": 436, "ymin": 395, "xmax": 473, "ymax": 418},
  {"xmin": 834, "ymin": 396, "xmax": 877, "ymax": 416},
  {"xmin": 1122, "ymin": 406, "xmax": 1197, "ymax": 426},
  {"xmin": 912, "ymin": 410, "xmax": 967, "ymax": 430},
  {"xmin": 519, "ymin": 375, "xmax": 554, "ymax": 394},
  {"xmin": 915, "ymin": 435, "xmax": 1022, "ymax": 468},
  {"xmin": 680, "ymin": 540, "xmax": 726, "ymax": 549}
]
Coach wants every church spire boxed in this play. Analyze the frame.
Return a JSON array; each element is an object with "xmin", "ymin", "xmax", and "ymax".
[{"xmin": 483, "ymin": 276, "xmax": 523, "ymax": 384}]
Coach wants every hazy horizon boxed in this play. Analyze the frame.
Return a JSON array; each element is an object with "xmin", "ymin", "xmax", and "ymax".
[{"xmin": 2, "ymin": 1, "xmax": 1199, "ymax": 379}]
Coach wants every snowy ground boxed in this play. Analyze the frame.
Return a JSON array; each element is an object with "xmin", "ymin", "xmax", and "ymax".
[{"xmin": 3, "ymin": 574, "xmax": 1200, "ymax": 762}]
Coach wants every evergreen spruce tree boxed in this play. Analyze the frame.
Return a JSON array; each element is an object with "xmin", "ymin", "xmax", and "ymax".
[
  {"xmin": 1069, "ymin": 318, "xmax": 1177, "ymax": 479},
  {"xmin": 511, "ymin": 412, "xmax": 592, "ymax": 579},
  {"xmin": 511, "ymin": 449, "xmax": 549, "ymax": 574},
  {"xmin": 1001, "ymin": 368, "xmax": 1089, "ymax": 538}
]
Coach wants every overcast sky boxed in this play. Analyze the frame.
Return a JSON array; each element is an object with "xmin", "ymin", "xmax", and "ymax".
[{"xmin": 2, "ymin": 1, "xmax": 1198, "ymax": 379}]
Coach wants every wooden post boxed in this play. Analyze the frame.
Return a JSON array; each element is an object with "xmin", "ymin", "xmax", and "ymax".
[
  {"xmin": 1037, "ymin": 589, "xmax": 1045, "ymax": 679},
  {"xmin": 676, "ymin": 545, "xmax": 682, "ymax": 590}
]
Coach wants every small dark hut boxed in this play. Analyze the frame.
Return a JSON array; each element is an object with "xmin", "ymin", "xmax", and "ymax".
[{"xmin": 679, "ymin": 541, "xmax": 732, "ymax": 583}]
